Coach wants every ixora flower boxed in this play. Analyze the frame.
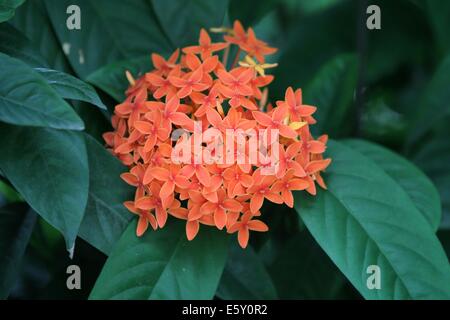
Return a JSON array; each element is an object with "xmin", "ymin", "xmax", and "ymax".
[{"xmin": 103, "ymin": 20, "xmax": 332, "ymax": 249}]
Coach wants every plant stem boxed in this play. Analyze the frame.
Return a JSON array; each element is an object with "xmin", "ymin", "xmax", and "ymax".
[{"xmin": 231, "ymin": 48, "xmax": 242, "ymax": 69}]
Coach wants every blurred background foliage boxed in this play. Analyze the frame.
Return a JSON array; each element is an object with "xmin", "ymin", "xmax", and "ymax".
[{"xmin": 1, "ymin": 0, "xmax": 450, "ymax": 299}]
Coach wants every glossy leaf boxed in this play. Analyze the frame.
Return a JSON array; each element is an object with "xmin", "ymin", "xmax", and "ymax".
[
  {"xmin": 0, "ymin": 203, "xmax": 36, "ymax": 299},
  {"xmin": 0, "ymin": 53, "xmax": 84, "ymax": 130},
  {"xmin": 366, "ymin": 0, "xmax": 428, "ymax": 82},
  {"xmin": 360, "ymin": 98, "xmax": 407, "ymax": 145},
  {"xmin": 86, "ymin": 56, "xmax": 152, "ymax": 102},
  {"xmin": 90, "ymin": 220, "xmax": 229, "ymax": 299},
  {"xmin": 0, "ymin": 0, "xmax": 25, "ymax": 23},
  {"xmin": 425, "ymin": 0, "xmax": 450, "ymax": 57},
  {"xmin": 270, "ymin": 1, "xmax": 356, "ymax": 99},
  {"xmin": 36, "ymin": 68, "xmax": 106, "ymax": 110},
  {"xmin": 151, "ymin": 0, "xmax": 228, "ymax": 48},
  {"xmin": 413, "ymin": 124, "xmax": 450, "ymax": 229},
  {"xmin": 10, "ymin": 0, "xmax": 72, "ymax": 71},
  {"xmin": 343, "ymin": 139, "xmax": 441, "ymax": 231},
  {"xmin": 45, "ymin": 0, "xmax": 172, "ymax": 78},
  {"xmin": 228, "ymin": 0, "xmax": 278, "ymax": 27},
  {"xmin": 216, "ymin": 243, "xmax": 277, "ymax": 300},
  {"xmin": 263, "ymin": 230, "xmax": 349, "ymax": 299},
  {"xmin": 409, "ymin": 54, "xmax": 450, "ymax": 143},
  {"xmin": 304, "ymin": 54, "xmax": 358, "ymax": 136},
  {"xmin": 0, "ymin": 125, "xmax": 89, "ymax": 250},
  {"xmin": 0, "ymin": 23, "xmax": 48, "ymax": 67},
  {"xmin": 295, "ymin": 140, "xmax": 450, "ymax": 299},
  {"xmin": 78, "ymin": 134, "xmax": 134, "ymax": 255}
]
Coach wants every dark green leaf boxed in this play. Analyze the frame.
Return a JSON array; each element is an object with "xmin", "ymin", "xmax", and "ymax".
[
  {"xmin": 0, "ymin": 125, "xmax": 89, "ymax": 250},
  {"xmin": 366, "ymin": 0, "xmax": 428, "ymax": 82},
  {"xmin": 228, "ymin": 0, "xmax": 277, "ymax": 27},
  {"xmin": 78, "ymin": 134, "xmax": 134, "ymax": 255},
  {"xmin": 45, "ymin": 0, "xmax": 172, "ymax": 78},
  {"xmin": 0, "ymin": 23, "xmax": 48, "ymax": 67},
  {"xmin": 0, "ymin": 52, "xmax": 84, "ymax": 130},
  {"xmin": 0, "ymin": 203, "xmax": 36, "ymax": 299},
  {"xmin": 343, "ymin": 139, "xmax": 441, "ymax": 231},
  {"xmin": 270, "ymin": 1, "xmax": 356, "ymax": 99},
  {"xmin": 0, "ymin": 0, "xmax": 25, "ymax": 23},
  {"xmin": 36, "ymin": 68, "xmax": 106, "ymax": 110},
  {"xmin": 90, "ymin": 220, "xmax": 229, "ymax": 299},
  {"xmin": 86, "ymin": 56, "xmax": 152, "ymax": 102},
  {"xmin": 304, "ymin": 54, "xmax": 358, "ymax": 137},
  {"xmin": 413, "ymin": 124, "xmax": 450, "ymax": 229},
  {"xmin": 152, "ymin": 0, "xmax": 228, "ymax": 48},
  {"xmin": 409, "ymin": 54, "xmax": 450, "ymax": 143},
  {"xmin": 424, "ymin": 0, "xmax": 450, "ymax": 58},
  {"xmin": 295, "ymin": 140, "xmax": 450, "ymax": 299},
  {"xmin": 360, "ymin": 98, "xmax": 407, "ymax": 145},
  {"xmin": 0, "ymin": 180, "xmax": 22, "ymax": 203},
  {"xmin": 264, "ymin": 230, "xmax": 348, "ymax": 299},
  {"xmin": 216, "ymin": 243, "xmax": 277, "ymax": 300},
  {"xmin": 10, "ymin": 0, "xmax": 72, "ymax": 71}
]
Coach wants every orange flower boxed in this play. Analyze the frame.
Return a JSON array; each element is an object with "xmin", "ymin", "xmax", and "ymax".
[
  {"xmin": 183, "ymin": 29, "xmax": 228, "ymax": 60},
  {"xmin": 151, "ymin": 165, "xmax": 191, "ymax": 199},
  {"xmin": 135, "ymin": 182, "xmax": 179, "ymax": 228},
  {"xmin": 152, "ymin": 49, "xmax": 179, "ymax": 76},
  {"xmin": 124, "ymin": 201, "xmax": 158, "ymax": 236},
  {"xmin": 279, "ymin": 87, "xmax": 317, "ymax": 124},
  {"xmin": 169, "ymin": 66, "xmax": 209, "ymax": 98},
  {"xmin": 223, "ymin": 165, "xmax": 253, "ymax": 197},
  {"xmin": 271, "ymin": 170, "xmax": 309, "ymax": 207},
  {"xmin": 224, "ymin": 20, "xmax": 247, "ymax": 46},
  {"xmin": 200, "ymin": 189, "xmax": 242, "ymax": 230},
  {"xmin": 240, "ymin": 28, "xmax": 277, "ymax": 63},
  {"xmin": 120, "ymin": 164, "xmax": 147, "ymax": 200},
  {"xmin": 247, "ymin": 172, "xmax": 283, "ymax": 214},
  {"xmin": 252, "ymin": 106, "xmax": 298, "ymax": 139},
  {"xmin": 105, "ymin": 22, "xmax": 331, "ymax": 248},
  {"xmin": 217, "ymin": 68, "xmax": 254, "ymax": 96},
  {"xmin": 227, "ymin": 212, "xmax": 269, "ymax": 248}
]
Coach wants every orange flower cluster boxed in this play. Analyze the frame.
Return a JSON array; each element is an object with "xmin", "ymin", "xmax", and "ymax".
[{"xmin": 103, "ymin": 21, "xmax": 331, "ymax": 248}]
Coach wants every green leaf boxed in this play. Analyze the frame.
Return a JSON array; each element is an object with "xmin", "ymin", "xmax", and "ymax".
[
  {"xmin": 36, "ymin": 68, "xmax": 106, "ymax": 110},
  {"xmin": 0, "ymin": 0, "xmax": 25, "ymax": 23},
  {"xmin": 228, "ymin": 0, "xmax": 278, "ymax": 27},
  {"xmin": 152, "ymin": 0, "xmax": 228, "ymax": 48},
  {"xmin": 263, "ymin": 230, "xmax": 348, "ymax": 299},
  {"xmin": 10, "ymin": 0, "xmax": 72, "ymax": 71},
  {"xmin": 0, "ymin": 53, "xmax": 84, "ymax": 130},
  {"xmin": 0, "ymin": 203, "xmax": 36, "ymax": 299},
  {"xmin": 412, "ymin": 124, "xmax": 450, "ymax": 229},
  {"xmin": 0, "ymin": 125, "xmax": 89, "ymax": 250},
  {"xmin": 424, "ymin": 0, "xmax": 450, "ymax": 58},
  {"xmin": 0, "ymin": 23, "xmax": 48, "ymax": 67},
  {"xmin": 360, "ymin": 98, "xmax": 407, "ymax": 145},
  {"xmin": 304, "ymin": 54, "xmax": 358, "ymax": 137},
  {"xmin": 78, "ymin": 134, "xmax": 134, "ymax": 255},
  {"xmin": 45, "ymin": 0, "xmax": 172, "ymax": 78},
  {"xmin": 343, "ymin": 139, "xmax": 441, "ymax": 231},
  {"xmin": 90, "ymin": 220, "xmax": 229, "ymax": 299},
  {"xmin": 365, "ymin": 0, "xmax": 428, "ymax": 82},
  {"xmin": 0, "ymin": 180, "xmax": 23, "ymax": 203},
  {"xmin": 409, "ymin": 54, "xmax": 450, "ymax": 143},
  {"xmin": 216, "ymin": 243, "xmax": 277, "ymax": 300},
  {"xmin": 295, "ymin": 140, "xmax": 450, "ymax": 299},
  {"xmin": 270, "ymin": 1, "xmax": 356, "ymax": 99},
  {"xmin": 86, "ymin": 56, "xmax": 152, "ymax": 102}
]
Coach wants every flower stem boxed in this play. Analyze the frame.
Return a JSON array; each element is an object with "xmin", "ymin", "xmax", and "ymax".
[
  {"xmin": 222, "ymin": 46, "xmax": 230, "ymax": 67},
  {"xmin": 231, "ymin": 48, "xmax": 242, "ymax": 69}
]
